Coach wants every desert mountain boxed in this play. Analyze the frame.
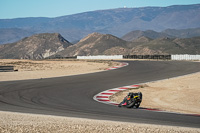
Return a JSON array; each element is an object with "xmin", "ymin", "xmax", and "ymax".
[
  {"xmin": 122, "ymin": 28, "xmax": 200, "ymax": 41},
  {"xmin": 132, "ymin": 36, "xmax": 153, "ymax": 43},
  {"xmin": 162, "ymin": 28, "xmax": 200, "ymax": 38},
  {"xmin": 0, "ymin": 33, "xmax": 72, "ymax": 59},
  {"xmin": 129, "ymin": 37, "xmax": 200, "ymax": 55},
  {"xmin": 1, "ymin": 32, "xmax": 200, "ymax": 59},
  {"xmin": 121, "ymin": 30, "xmax": 173, "ymax": 41},
  {"xmin": 54, "ymin": 33, "xmax": 200, "ymax": 57},
  {"xmin": 55, "ymin": 33, "xmax": 128, "ymax": 57},
  {"xmin": 0, "ymin": 4, "xmax": 200, "ymax": 44}
]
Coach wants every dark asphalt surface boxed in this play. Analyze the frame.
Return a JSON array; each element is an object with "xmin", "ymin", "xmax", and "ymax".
[{"xmin": 0, "ymin": 61, "xmax": 200, "ymax": 128}]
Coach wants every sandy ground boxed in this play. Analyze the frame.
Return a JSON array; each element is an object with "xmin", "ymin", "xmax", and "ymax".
[
  {"xmin": 0, "ymin": 59, "xmax": 118, "ymax": 81},
  {"xmin": 0, "ymin": 59, "xmax": 200, "ymax": 132},
  {"xmin": 110, "ymin": 72, "xmax": 200, "ymax": 115},
  {"xmin": 0, "ymin": 111, "xmax": 199, "ymax": 133}
]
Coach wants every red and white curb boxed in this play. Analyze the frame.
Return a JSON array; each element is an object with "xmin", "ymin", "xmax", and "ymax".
[
  {"xmin": 106, "ymin": 62, "xmax": 128, "ymax": 70},
  {"xmin": 93, "ymin": 85, "xmax": 200, "ymax": 117},
  {"xmin": 94, "ymin": 62, "xmax": 134, "ymax": 105},
  {"xmin": 94, "ymin": 62, "xmax": 200, "ymax": 116},
  {"xmin": 93, "ymin": 85, "xmax": 140, "ymax": 106},
  {"xmin": 94, "ymin": 62, "xmax": 138, "ymax": 105}
]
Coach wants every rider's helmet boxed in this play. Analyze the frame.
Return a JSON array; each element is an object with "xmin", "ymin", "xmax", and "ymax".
[
  {"xmin": 128, "ymin": 92, "xmax": 132, "ymax": 96},
  {"xmin": 128, "ymin": 92, "xmax": 134, "ymax": 98}
]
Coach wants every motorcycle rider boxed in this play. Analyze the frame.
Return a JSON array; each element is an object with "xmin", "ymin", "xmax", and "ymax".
[
  {"xmin": 118, "ymin": 92, "xmax": 142, "ymax": 108},
  {"xmin": 118, "ymin": 92, "xmax": 134, "ymax": 107}
]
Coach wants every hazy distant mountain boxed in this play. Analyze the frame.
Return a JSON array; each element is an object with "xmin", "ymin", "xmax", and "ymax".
[
  {"xmin": 0, "ymin": 4, "xmax": 200, "ymax": 44},
  {"xmin": 0, "ymin": 28, "xmax": 34, "ymax": 44},
  {"xmin": 0, "ymin": 33, "xmax": 72, "ymax": 59}
]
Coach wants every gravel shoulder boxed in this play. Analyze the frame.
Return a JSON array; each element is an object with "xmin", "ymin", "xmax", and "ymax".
[
  {"xmin": 0, "ymin": 111, "xmax": 199, "ymax": 133},
  {"xmin": 0, "ymin": 59, "xmax": 118, "ymax": 81}
]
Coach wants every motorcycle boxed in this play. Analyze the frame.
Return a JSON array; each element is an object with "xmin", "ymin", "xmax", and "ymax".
[{"xmin": 118, "ymin": 92, "xmax": 142, "ymax": 108}]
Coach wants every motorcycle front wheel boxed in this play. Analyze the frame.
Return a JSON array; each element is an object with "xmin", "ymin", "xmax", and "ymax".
[{"xmin": 126, "ymin": 99, "xmax": 135, "ymax": 108}]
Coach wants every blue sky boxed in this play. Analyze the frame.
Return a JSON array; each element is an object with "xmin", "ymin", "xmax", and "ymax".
[{"xmin": 0, "ymin": 0, "xmax": 200, "ymax": 19}]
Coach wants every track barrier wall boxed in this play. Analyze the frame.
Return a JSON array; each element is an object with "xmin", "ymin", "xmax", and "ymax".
[
  {"xmin": 171, "ymin": 54, "xmax": 200, "ymax": 60},
  {"xmin": 50, "ymin": 54, "xmax": 200, "ymax": 60},
  {"xmin": 123, "ymin": 55, "xmax": 171, "ymax": 60},
  {"xmin": 77, "ymin": 55, "xmax": 171, "ymax": 60},
  {"xmin": 77, "ymin": 55, "xmax": 123, "ymax": 60}
]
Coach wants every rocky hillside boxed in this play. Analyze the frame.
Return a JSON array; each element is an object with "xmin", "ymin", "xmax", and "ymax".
[
  {"xmin": 54, "ymin": 33, "xmax": 200, "ymax": 56},
  {"xmin": 55, "ymin": 33, "xmax": 128, "ymax": 57},
  {"xmin": 0, "ymin": 33, "xmax": 72, "ymax": 59},
  {"xmin": 129, "ymin": 37, "xmax": 200, "ymax": 55},
  {"xmin": 122, "ymin": 28, "xmax": 200, "ymax": 41},
  {"xmin": 0, "ymin": 4, "xmax": 200, "ymax": 44},
  {"xmin": 162, "ymin": 28, "xmax": 200, "ymax": 38},
  {"xmin": 1, "ymin": 32, "xmax": 200, "ymax": 59},
  {"xmin": 121, "ymin": 30, "xmax": 174, "ymax": 41}
]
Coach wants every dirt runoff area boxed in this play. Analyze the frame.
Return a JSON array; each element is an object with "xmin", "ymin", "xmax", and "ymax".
[
  {"xmin": 0, "ymin": 59, "xmax": 200, "ymax": 132},
  {"xmin": 0, "ymin": 59, "xmax": 118, "ymax": 81},
  {"xmin": 110, "ymin": 72, "xmax": 200, "ymax": 115},
  {"xmin": 0, "ymin": 111, "xmax": 199, "ymax": 133}
]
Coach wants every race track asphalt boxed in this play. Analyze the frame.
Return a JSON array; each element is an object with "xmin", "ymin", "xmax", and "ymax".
[{"xmin": 0, "ymin": 61, "xmax": 200, "ymax": 128}]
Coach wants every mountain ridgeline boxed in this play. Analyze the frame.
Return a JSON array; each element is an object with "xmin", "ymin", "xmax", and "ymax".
[
  {"xmin": 122, "ymin": 28, "xmax": 200, "ymax": 41},
  {"xmin": 0, "ymin": 4, "xmax": 200, "ymax": 44},
  {"xmin": 0, "ymin": 32, "xmax": 200, "ymax": 59},
  {"xmin": 54, "ymin": 33, "xmax": 200, "ymax": 57},
  {"xmin": 0, "ymin": 33, "xmax": 72, "ymax": 59}
]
